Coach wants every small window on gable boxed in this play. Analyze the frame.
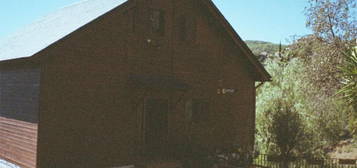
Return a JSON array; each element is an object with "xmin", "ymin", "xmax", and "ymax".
[
  {"xmin": 178, "ymin": 15, "xmax": 187, "ymax": 41},
  {"xmin": 189, "ymin": 17, "xmax": 197, "ymax": 42},
  {"xmin": 131, "ymin": 8, "xmax": 136, "ymax": 32},
  {"xmin": 125, "ymin": 8, "xmax": 136, "ymax": 33},
  {"xmin": 150, "ymin": 9, "xmax": 165, "ymax": 35},
  {"xmin": 192, "ymin": 99, "xmax": 210, "ymax": 123},
  {"xmin": 177, "ymin": 15, "xmax": 196, "ymax": 43}
]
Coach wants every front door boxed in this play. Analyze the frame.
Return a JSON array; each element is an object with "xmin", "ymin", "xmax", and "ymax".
[{"xmin": 145, "ymin": 99, "xmax": 168, "ymax": 157}]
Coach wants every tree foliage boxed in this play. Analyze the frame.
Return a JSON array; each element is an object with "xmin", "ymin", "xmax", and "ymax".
[
  {"xmin": 256, "ymin": 58, "xmax": 312, "ymax": 156},
  {"xmin": 268, "ymin": 101, "xmax": 305, "ymax": 157},
  {"xmin": 339, "ymin": 48, "xmax": 357, "ymax": 108},
  {"xmin": 254, "ymin": 0, "xmax": 356, "ymax": 158},
  {"xmin": 256, "ymin": 55, "xmax": 349, "ymax": 158},
  {"xmin": 338, "ymin": 48, "xmax": 357, "ymax": 133},
  {"xmin": 305, "ymin": 0, "xmax": 356, "ymax": 47},
  {"xmin": 304, "ymin": 0, "xmax": 356, "ymax": 96},
  {"xmin": 246, "ymin": 40, "xmax": 287, "ymax": 56}
]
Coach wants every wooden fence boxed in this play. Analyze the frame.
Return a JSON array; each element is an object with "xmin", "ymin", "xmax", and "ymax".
[{"xmin": 253, "ymin": 154, "xmax": 357, "ymax": 168}]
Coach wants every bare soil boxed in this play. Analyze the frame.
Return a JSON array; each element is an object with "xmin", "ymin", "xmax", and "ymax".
[{"xmin": 328, "ymin": 139, "xmax": 357, "ymax": 159}]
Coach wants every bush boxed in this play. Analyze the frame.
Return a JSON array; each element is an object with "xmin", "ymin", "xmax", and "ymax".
[{"xmin": 268, "ymin": 101, "xmax": 305, "ymax": 158}]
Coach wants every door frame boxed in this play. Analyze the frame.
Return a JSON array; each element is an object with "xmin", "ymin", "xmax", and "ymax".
[{"xmin": 142, "ymin": 97, "xmax": 170, "ymax": 156}]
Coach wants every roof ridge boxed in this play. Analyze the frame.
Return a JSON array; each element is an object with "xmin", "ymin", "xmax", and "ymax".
[
  {"xmin": 0, "ymin": 0, "xmax": 91, "ymax": 44},
  {"xmin": 0, "ymin": 0, "xmax": 127, "ymax": 61}
]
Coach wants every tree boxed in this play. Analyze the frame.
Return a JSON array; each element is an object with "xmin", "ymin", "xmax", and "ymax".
[
  {"xmin": 287, "ymin": 35, "xmax": 343, "ymax": 96},
  {"xmin": 268, "ymin": 100, "xmax": 305, "ymax": 168},
  {"xmin": 254, "ymin": 0, "xmax": 356, "ymax": 159},
  {"xmin": 338, "ymin": 47, "xmax": 357, "ymax": 132},
  {"xmin": 304, "ymin": 0, "xmax": 356, "ymax": 97},
  {"xmin": 256, "ymin": 55, "xmax": 349, "ymax": 158},
  {"xmin": 256, "ymin": 58, "xmax": 312, "ymax": 156},
  {"xmin": 339, "ymin": 48, "xmax": 357, "ymax": 107},
  {"xmin": 305, "ymin": 0, "xmax": 356, "ymax": 48}
]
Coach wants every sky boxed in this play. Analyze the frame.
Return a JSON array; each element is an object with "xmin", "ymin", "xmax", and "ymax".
[{"xmin": 0, "ymin": 0, "xmax": 312, "ymax": 44}]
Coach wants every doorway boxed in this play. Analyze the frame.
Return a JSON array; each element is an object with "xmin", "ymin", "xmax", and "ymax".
[{"xmin": 144, "ymin": 99, "xmax": 169, "ymax": 157}]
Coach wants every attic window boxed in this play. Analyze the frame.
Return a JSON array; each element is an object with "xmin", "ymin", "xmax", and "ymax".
[
  {"xmin": 130, "ymin": 8, "xmax": 136, "ymax": 32},
  {"xmin": 178, "ymin": 15, "xmax": 187, "ymax": 41},
  {"xmin": 150, "ymin": 9, "xmax": 165, "ymax": 35},
  {"xmin": 125, "ymin": 8, "xmax": 136, "ymax": 33},
  {"xmin": 177, "ymin": 15, "xmax": 196, "ymax": 42}
]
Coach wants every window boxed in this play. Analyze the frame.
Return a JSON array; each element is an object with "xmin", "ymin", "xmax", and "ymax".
[
  {"xmin": 189, "ymin": 17, "xmax": 197, "ymax": 42},
  {"xmin": 130, "ymin": 8, "xmax": 136, "ymax": 32},
  {"xmin": 192, "ymin": 99, "xmax": 210, "ymax": 123},
  {"xmin": 150, "ymin": 9, "xmax": 165, "ymax": 35},
  {"xmin": 125, "ymin": 8, "xmax": 136, "ymax": 33},
  {"xmin": 177, "ymin": 15, "xmax": 197, "ymax": 42},
  {"xmin": 178, "ymin": 15, "xmax": 187, "ymax": 41}
]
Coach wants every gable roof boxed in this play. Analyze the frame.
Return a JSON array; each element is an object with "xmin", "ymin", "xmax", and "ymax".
[
  {"xmin": 0, "ymin": 0, "xmax": 127, "ymax": 61},
  {"xmin": 0, "ymin": 0, "xmax": 270, "ymax": 81},
  {"xmin": 200, "ymin": 0, "xmax": 271, "ymax": 81}
]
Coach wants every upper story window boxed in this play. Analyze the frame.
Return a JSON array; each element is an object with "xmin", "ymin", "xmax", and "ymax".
[
  {"xmin": 125, "ymin": 8, "xmax": 136, "ymax": 33},
  {"xmin": 130, "ymin": 8, "xmax": 136, "ymax": 32},
  {"xmin": 178, "ymin": 15, "xmax": 187, "ymax": 41},
  {"xmin": 177, "ymin": 15, "xmax": 196, "ymax": 43},
  {"xmin": 150, "ymin": 9, "xmax": 165, "ymax": 35}
]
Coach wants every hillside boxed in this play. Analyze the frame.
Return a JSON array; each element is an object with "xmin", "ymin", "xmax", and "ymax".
[{"xmin": 245, "ymin": 40, "xmax": 287, "ymax": 61}]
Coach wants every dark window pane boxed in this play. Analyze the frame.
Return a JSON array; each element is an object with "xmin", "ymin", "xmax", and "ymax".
[
  {"xmin": 177, "ymin": 15, "xmax": 196, "ymax": 42},
  {"xmin": 151, "ymin": 9, "xmax": 165, "ymax": 35},
  {"xmin": 131, "ymin": 8, "xmax": 136, "ymax": 32},
  {"xmin": 192, "ymin": 99, "xmax": 209, "ymax": 123},
  {"xmin": 189, "ymin": 17, "xmax": 197, "ymax": 42},
  {"xmin": 178, "ymin": 15, "xmax": 187, "ymax": 41}
]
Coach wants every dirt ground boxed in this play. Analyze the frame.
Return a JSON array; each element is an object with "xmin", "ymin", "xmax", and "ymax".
[{"xmin": 328, "ymin": 139, "xmax": 357, "ymax": 159}]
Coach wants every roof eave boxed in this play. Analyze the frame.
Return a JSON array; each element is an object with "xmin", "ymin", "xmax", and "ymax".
[{"xmin": 201, "ymin": 0, "xmax": 272, "ymax": 82}]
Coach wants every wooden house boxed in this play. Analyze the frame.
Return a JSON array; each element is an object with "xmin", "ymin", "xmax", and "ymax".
[{"xmin": 0, "ymin": 0, "xmax": 271, "ymax": 167}]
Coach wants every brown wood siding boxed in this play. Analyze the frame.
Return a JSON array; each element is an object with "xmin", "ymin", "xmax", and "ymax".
[
  {"xmin": 37, "ymin": 3, "xmax": 137, "ymax": 168},
  {"xmin": 34, "ymin": 0, "xmax": 258, "ymax": 167},
  {"xmin": 171, "ymin": 0, "xmax": 256, "ymax": 150},
  {"xmin": 0, "ymin": 116, "xmax": 37, "ymax": 168}
]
